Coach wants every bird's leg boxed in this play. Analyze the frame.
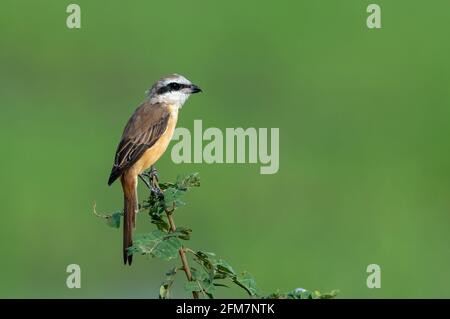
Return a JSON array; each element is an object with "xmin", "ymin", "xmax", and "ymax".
[
  {"xmin": 147, "ymin": 166, "xmax": 164, "ymax": 199},
  {"xmin": 138, "ymin": 173, "xmax": 152, "ymax": 190},
  {"xmin": 149, "ymin": 166, "xmax": 159, "ymax": 183},
  {"xmin": 139, "ymin": 166, "xmax": 158, "ymax": 187}
]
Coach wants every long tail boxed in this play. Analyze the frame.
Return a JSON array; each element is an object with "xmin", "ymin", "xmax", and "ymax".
[{"xmin": 121, "ymin": 174, "xmax": 137, "ymax": 265}]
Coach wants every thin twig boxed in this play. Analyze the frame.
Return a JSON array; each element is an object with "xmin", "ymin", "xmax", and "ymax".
[
  {"xmin": 92, "ymin": 202, "xmax": 103, "ymax": 217},
  {"xmin": 92, "ymin": 202, "xmax": 119, "ymax": 218},
  {"xmin": 150, "ymin": 173, "xmax": 200, "ymax": 299}
]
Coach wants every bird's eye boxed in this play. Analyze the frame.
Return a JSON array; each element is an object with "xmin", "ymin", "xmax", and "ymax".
[{"xmin": 169, "ymin": 82, "xmax": 181, "ymax": 91}]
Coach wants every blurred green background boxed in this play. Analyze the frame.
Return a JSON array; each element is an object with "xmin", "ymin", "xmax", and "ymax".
[{"xmin": 1, "ymin": 0, "xmax": 449, "ymax": 298}]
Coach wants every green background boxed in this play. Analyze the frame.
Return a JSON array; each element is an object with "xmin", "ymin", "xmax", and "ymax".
[{"xmin": 1, "ymin": 0, "xmax": 449, "ymax": 298}]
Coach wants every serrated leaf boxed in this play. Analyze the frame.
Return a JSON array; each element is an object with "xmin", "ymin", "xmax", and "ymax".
[{"xmin": 128, "ymin": 230, "xmax": 182, "ymax": 260}]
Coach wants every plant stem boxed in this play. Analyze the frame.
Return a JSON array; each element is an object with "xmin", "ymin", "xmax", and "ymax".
[
  {"xmin": 151, "ymin": 174, "xmax": 199, "ymax": 299},
  {"xmin": 166, "ymin": 212, "xmax": 199, "ymax": 299}
]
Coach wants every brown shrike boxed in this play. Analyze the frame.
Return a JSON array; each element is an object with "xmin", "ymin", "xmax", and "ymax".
[{"xmin": 107, "ymin": 74, "xmax": 202, "ymax": 265}]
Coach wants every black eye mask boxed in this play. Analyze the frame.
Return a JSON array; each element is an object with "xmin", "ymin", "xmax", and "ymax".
[{"xmin": 157, "ymin": 82, "xmax": 190, "ymax": 95}]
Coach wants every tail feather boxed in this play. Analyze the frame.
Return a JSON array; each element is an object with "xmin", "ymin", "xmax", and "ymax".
[{"xmin": 122, "ymin": 177, "xmax": 137, "ymax": 265}]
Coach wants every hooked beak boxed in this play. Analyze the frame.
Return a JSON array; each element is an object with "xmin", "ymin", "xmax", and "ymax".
[{"xmin": 190, "ymin": 84, "xmax": 202, "ymax": 94}]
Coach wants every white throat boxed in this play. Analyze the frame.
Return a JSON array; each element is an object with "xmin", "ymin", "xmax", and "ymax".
[{"xmin": 150, "ymin": 92, "xmax": 190, "ymax": 109}]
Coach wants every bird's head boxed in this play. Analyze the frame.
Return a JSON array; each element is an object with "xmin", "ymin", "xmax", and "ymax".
[{"xmin": 147, "ymin": 74, "xmax": 202, "ymax": 107}]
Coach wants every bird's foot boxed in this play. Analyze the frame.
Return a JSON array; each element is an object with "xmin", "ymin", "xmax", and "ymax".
[
  {"xmin": 140, "ymin": 166, "xmax": 163, "ymax": 199},
  {"xmin": 151, "ymin": 184, "xmax": 164, "ymax": 199}
]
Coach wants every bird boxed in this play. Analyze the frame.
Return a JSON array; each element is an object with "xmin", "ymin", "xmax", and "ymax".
[{"xmin": 107, "ymin": 74, "xmax": 202, "ymax": 265}]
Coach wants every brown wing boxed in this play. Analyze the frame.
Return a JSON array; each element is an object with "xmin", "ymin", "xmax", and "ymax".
[{"xmin": 107, "ymin": 102, "xmax": 170, "ymax": 185}]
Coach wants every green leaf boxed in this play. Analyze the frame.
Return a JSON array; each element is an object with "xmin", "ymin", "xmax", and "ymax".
[
  {"xmin": 317, "ymin": 289, "xmax": 339, "ymax": 299},
  {"xmin": 150, "ymin": 214, "xmax": 170, "ymax": 231},
  {"xmin": 213, "ymin": 259, "xmax": 236, "ymax": 276},
  {"xmin": 128, "ymin": 230, "xmax": 182, "ymax": 260},
  {"xmin": 144, "ymin": 193, "xmax": 166, "ymax": 217},
  {"xmin": 265, "ymin": 288, "xmax": 339, "ymax": 299},
  {"xmin": 195, "ymin": 251, "xmax": 216, "ymax": 259},
  {"xmin": 188, "ymin": 265, "xmax": 217, "ymax": 298},
  {"xmin": 98, "ymin": 173, "xmax": 339, "ymax": 300},
  {"xmin": 234, "ymin": 272, "xmax": 260, "ymax": 297},
  {"xmin": 159, "ymin": 267, "xmax": 178, "ymax": 299},
  {"xmin": 175, "ymin": 173, "xmax": 200, "ymax": 189},
  {"xmin": 163, "ymin": 187, "xmax": 185, "ymax": 209},
  {"xmin": 106, "ymin": 212, "xmax": 122, "ymax": 228},
  {"xmin": 141, "ymin": 173, "xmax": 200, "ymax": 216},
  {"xmin": 185, "ymin": 281, "xmax": 203, "ymax": 292},
  {"xmin": 192, "ymin": 251, "xmax": 216, "ymax": 280},
  {"xmin": 202, "ymin": 281, "xmax": 216, "ymax": 294},
  {"xmin": 191, "ymin": 267, "xmax": 209, "ymax": 282},
  {"xmin": 173, "ymin": 227, "xmax": 192, "ymax": 240},
  {"xmin": 185, "ymin": 280, "xmax": 216, "ymax": 296},
  {"xmin": 300, "ymin": 290, "xmax": 313, "ymax": 299}
]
